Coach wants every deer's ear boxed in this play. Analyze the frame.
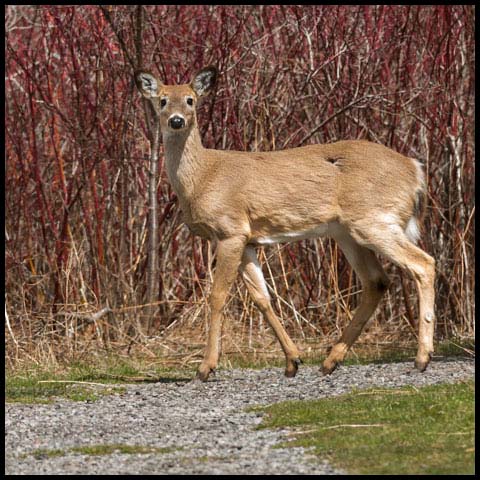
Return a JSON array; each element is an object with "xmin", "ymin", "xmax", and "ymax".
[
  {"xmin": 135, "ymin": 71, "xmax": 161, "ymax": 98},
  {"xmin": 191, "ymin": 66, "xmax": 217, "ymax": 97}
]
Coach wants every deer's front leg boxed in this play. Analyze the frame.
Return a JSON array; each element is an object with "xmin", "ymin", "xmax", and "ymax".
[
  {"xmin": 197, "ymin": 236, "xmax": 246, "ymax": 382},
  {"xmin": 240, "ymin": 246, "xmax": 302, "ymax": 377}
]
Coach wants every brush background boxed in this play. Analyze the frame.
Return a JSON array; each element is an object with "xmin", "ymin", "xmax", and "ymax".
[{"xmin": 5, "ymin": 5, "xmax": 474, "ymax": 367}]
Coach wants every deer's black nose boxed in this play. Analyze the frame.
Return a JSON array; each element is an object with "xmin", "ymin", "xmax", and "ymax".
[{"xmin": 169, "ymin": 115, "xmax": 185, "ymax": 129}]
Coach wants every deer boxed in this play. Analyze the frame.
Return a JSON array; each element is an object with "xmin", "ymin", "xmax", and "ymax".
[{"xmin": 135, "ymin": 66, "xmax": 436, "ymax": 382}]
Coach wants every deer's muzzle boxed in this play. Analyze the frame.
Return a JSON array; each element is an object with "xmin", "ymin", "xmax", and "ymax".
[{"xmin": 168, "ymin": 115, "xmax": 186, "ymax": 130}]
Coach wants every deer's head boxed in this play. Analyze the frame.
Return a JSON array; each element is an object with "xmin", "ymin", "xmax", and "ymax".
[{"xmin": 135, "ymin": 66, "xmax": 217, "ymax": 134}]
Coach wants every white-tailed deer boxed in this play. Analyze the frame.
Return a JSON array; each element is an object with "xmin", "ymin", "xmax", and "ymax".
[{"xmin": 135, "ymin": 66, "xmax": 435, "ymax": 382}]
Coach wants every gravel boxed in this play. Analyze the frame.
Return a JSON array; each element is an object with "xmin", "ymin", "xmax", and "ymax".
[{"xmin": 5, "ymin": 358, "xmax": 474, "ymax": 475}]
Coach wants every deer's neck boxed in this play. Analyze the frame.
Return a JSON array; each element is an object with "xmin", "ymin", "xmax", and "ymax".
[{"xmin": 163, "ymin": 123, "xmax": 204, "ymax": 200}]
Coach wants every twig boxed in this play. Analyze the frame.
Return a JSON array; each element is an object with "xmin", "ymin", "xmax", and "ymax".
[
  {"xmin": 354, "ymin": 389, "xmax": 415, "ymax": 395},
  {"xmin": 322, "ymin": 424, "xmax": 386, "ymax": 429},
  {"xmin": 5, "ymin": 302, "xmax": 19, "ymax": 347},
  {"xmin": 55, "ymin": 307, "xmax": 112, "ymax": 324},
  {"xmin": 449, "ymin": 341, "xmax": 475, "ymax": 357},
  {"xmin": 285, "ymin": 429, "xmax": 317, "ymax": 437},
  {"xmin": 37, "ymin": 380, "xmax": 110, "ymax": 387}
]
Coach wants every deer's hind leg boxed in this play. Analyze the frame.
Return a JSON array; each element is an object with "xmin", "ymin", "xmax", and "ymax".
[
  {"xmin": 240, "ymin": 245, "xmax": 302, "ymax": 377},
  {"xmin": 323, "ymin": 232, "xmax": 390, "ymax": 375},
  {"xmin": 351, "ymin": 226, "xmax": 436, "ymax": 372}
]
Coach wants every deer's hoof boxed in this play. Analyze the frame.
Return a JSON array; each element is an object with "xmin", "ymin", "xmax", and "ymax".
[
  {"xmin": 321, "ymin": 360, "xmax": 339, "ymax": 376},
  {"xmin": 285, "ymin": 358, "xmax": 302, "ymax": 378},
  {"xmin": 196, "ymin": 366, "xmax": 216, "ymax": 382},
  {"xmin": 414, "ymin": 352, "xmax": 433, "ymax": 372}
]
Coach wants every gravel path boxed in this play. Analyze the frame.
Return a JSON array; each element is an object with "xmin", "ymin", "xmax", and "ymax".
[{"xmin": 5, "ymin": 358, "xmax": 474, "ymax": 475}]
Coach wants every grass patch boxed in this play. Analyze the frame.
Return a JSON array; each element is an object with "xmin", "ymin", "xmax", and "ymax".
[
  {"xmin": 6, "ymin": 372, "xmax": 126, "ymax": 404},
  {"xmin": 71, "ymin": 444, "xmax": 176, "ymax": 456},
  {"xmin": 5, "ymin": 357, "xmax": 193, "ymax": 404},
  {"xmin": 28, "ymin": 444, "xmax": 176, "ymax": 459},
  {"xmin": 29, "ymin": 448, "xmax": 66, "ymax": 459},
  {"xmin": 196, "ymin": 455, "xmax": 230, "ymax": 463},
  {"xmin": 256, "ymin": 380, "xmax": 475, "ymax": 475},
  {"xmin": 7, "ymin": 380, "xmax": 126, "ymax": 404}
]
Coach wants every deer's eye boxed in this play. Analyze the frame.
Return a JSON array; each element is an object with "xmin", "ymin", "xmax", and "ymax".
[
  {"xmin": 160, "ymin": 98, "xmax": 167, "ymax": 108},
  {"xmin": 186, "ymin": 97, "xmax": 194, "ymax": 106}
]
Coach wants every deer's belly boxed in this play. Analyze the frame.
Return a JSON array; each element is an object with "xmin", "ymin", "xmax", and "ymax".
[{"xmin": 251, "ymin": 224, "xmax": 330, "ymax": 245}]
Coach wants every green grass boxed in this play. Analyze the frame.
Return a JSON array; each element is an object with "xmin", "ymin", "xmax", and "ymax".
[
  {"xmin": 5, "ymin": 358, "xmax": 193, "ymax": 404},
  {"xmin": 6, "ymin": 375, "xmax": 126, "ymax": 404},
  {"xmin": 256, "ymin": 380, "xmax": 475, "ymax": 475},
  {"xmin": 5, "ymin": 362, "xmax": 128, "ymax": 403},
  {"xmin": 28, "ymin": 448, "xmax": 66, "ymax": 459},
  {"xmin": 70, "ymin": 444, "xmax": 177, "ymax": 456},
  {"xmin": 28, "ymin": 444, "xmax": 177, "ymax": 459}
]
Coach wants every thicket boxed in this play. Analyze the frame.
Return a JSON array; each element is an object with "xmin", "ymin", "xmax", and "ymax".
[{"xmin": 5, "ymin": 5, "xmax": 474, "ymax": 367}]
